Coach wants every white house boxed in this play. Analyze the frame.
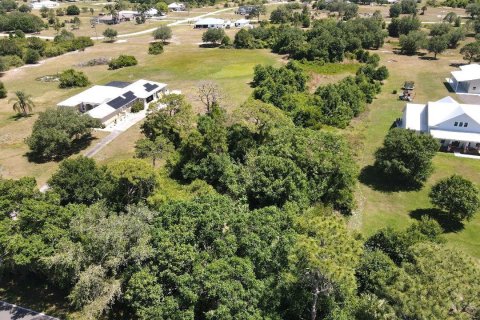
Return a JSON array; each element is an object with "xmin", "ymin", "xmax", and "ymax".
[
  {"xmin": 401, "ymin": 96, "xmax": 480, "ymax": 152},
  {"xmin": 30, "ymin": 0, "xmax": 59, "ymax": 9},
  {"xmin": 194, "ymin": 18, "xmax": 228, "ymax": 29},
  {"xmin": 447, "ymin": 64, "xmax": 480, "ymax": 94},
  {"xmin": 168, "ymin": 2, "xmax": 185, "ymax": 11},
  {"xmin": 57, "ymin": 80, "xmax": 167, "ymax": 125},
  {"xmin": 234, "ymin": 19, "xmax": 250, "ymax": 28}
]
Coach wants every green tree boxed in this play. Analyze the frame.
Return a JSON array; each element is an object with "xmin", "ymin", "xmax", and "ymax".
[
  {"xmin": 23, "ymin": 48, "xmax": 40, "ymax": 64},
  {"xmin": 48, "ymin": 156, "xmax": 107, "ymax": 205},
  {"xmin": 427, "ymin": 35, "xmax": 448, "ymax": 58},
  {"xmin": 26, "ymin": 108, "xmax": 101, "ymax": 160},
  {"xmin": 10, "ymin": 90, "xmax": 35, "ymax": 116},
  {"xmin": 374, "ymin": 128, "xmax": 439, "ymax": 187},
  {"xmin": 466, "ymin": 2, "xmax": 480, "ymax": 18},
  {"xmin": 103, "ymin": 28, "xmax": 118, "ymax": 42},
  {"xmin": 284, "ymin": 207, "xmax": 363, "ymax": 320},
  {"xmin": 234, "ymin": 28, "xmax": 255, "ymax": 49},
  {"xmin": 460, "ymin": 41, "xmax": 480, "ymax": 63},
  {"xmin": 106, "ymin": 159, "xmax": 157, "ymax": 206},
  {"xmin": 399, "ymin": 30, "xmax": 427, "ymax": 55},
  {"xmin": 148, "ymin": 42, "xmax": 163, "ymax": 55},
  {"xmin": 245, "ymin": 154, "xmax": 308, "ymax": 208},
  {"xmin": 152, "ymin": 25, "xmax": 172, "ymax": 43},
  {"xmin": 202, "ymin": 28, "xmax": 226, "ymax": 45},
  {"xmin": 429, "ymin": 174, "xmax": 480, "ymax": 222},
  {"xmin": 66, "ymin": 4, "xmax": 80, "ymax": 15},
  {"xmin": 141, "ymin": 94, "xmax": 194, "ymax": 147},
  {"xmin": 135, "ymin": 136, "xmax": 173, "ymax": 166},
  {"xmin": 59, "ymin": 69, "xmax": 90, "ymax": 88},
  {"xmin": 18, "ymin": 3, "xmax": 31, "ymax": 12},
  {"xmin": 155, "ymin": 1, "xmax": 168, "ymax": 14},
  {"xmin": 108, "ymin": 55, "xmax": 137, "ymax": 70}
]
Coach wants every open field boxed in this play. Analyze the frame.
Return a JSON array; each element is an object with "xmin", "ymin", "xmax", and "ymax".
[
  {"xmin": 347, "ymin": 41, "xmax": 480, "ymax": 259},
  {"xmin": 0, "ymin": 23, "xmax": 280, "ymax": 185}
]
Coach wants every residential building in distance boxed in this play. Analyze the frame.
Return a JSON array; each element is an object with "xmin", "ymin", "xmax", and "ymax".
[
  {"xmin": 29, "ymin": 0, "xmax": 59, "ymax": 9},
  {"xmin": 168, "ymin": 2, "xmax": 186, "ymax": 11},
  {"xmin": 235, "ymin": 5, "xmax": 256, "ymax": 15},
  {"xmin": 400, "ymin": 96, "xmax": 480, "ymax": 153},
  {"xmin": 194, "ymin": 18, "xmax": 229, "ymax": 29},
  {"xmin": 447, "ymin": 63, "xmax": 480, "ymax": 94},
  {"xmin": 57, "ymin": 80, "xmax": 167, "ymax": 125}
]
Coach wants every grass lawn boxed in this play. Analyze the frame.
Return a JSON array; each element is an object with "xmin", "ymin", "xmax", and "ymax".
[
  {"xmin": 0, "ymin": 25, "xmax": 280, "ymax": 184},
  {"xmin": 347, "ymin": 41, "xmax": 480, "ymax": 260}
]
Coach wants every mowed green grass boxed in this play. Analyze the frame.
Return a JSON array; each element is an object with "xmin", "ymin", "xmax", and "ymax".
[{"xmin": 348, "ymin": 43, "xmax": 480, "ymax": 259}]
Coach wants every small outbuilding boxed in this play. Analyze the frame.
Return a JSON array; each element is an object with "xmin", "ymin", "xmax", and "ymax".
[
  {"xmin": 234, "ymin": 19, "xmax": 250, "ymax": 28},
  {"xmin": 448, "ymin": 64, "xmax": 480, "ymax": 94}
]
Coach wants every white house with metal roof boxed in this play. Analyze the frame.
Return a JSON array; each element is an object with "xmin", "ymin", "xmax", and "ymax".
[
  {"xmin": 168, "ymin": 2, "xmax": 185, "ymax": 11},
  {"xmin": 57, "ymin": 79, "xmax": 167, "ymax": 125},
  {"xmin": 401, "ymin": 96, "xmax": 480, "ymax": 152},
  {"xmin": 194, "ymin": 18, "xmax": 229, "ymax": 29},
  {"xmin": 448, "ymin": 64, "xmax": 480, "ymax": 94}
]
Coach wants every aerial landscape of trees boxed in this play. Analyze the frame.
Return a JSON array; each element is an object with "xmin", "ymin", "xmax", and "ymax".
[{"xmin": 1, "ymin": 0, "xmax": 480, "ymax": 319}]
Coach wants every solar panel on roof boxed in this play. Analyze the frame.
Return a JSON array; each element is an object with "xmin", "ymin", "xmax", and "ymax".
[
  {"xmin": 144, "ymin": 83, "xmax": 159, "ymax": 92},
  {"xmin": 107, "ymin": 91, "xmax": 138, "ymax": 109},
  {"xmin": 105, "ymin": 81, "xmax": 132, "ymax": 88}
]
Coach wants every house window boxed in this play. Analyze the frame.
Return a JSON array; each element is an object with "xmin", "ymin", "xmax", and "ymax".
[
  {"xmin": 459, "ymin": 122, "xmax": 463, "ymax": 127},
  {"xmin": 464, "ymin": 122, "xmax": 468, "ymax": 127},
  {"xmin": 454, "ymin": 122, "xmax": 458, "ymax": 126}
]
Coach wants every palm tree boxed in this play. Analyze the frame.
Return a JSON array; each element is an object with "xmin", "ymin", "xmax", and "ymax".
[{"xmin": 10, "ymin": 91, "xmax": 35, "ymax": 116}]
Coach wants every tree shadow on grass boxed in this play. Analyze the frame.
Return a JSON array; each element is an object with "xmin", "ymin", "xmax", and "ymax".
[
  {"xmin": 449, "ymin": 62, "xmax": 466, "ymax": 68},
  {"xmin": 409, "ymin": 208, "xmax": 464, "ymax": 233},
  {"xmin": 8, "ymin": 114, "xmax": 33, "ymax": 121},
  {"xmin": 359, "ymin": 165, "xmax": 421, "ymax": 193},
  {"xmin": 25, "ymin": 135, "xmax": 97, "ymax": 164},
  {"xmin": 419, "ymin": 56, "xmax": 437, "ymax": 61},
  {"xmin": 199, "ymin": 43, "xmax": 220, "ymax": 48}
]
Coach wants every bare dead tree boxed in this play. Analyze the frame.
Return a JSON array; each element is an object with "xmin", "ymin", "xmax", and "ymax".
[{"xmin": 196, "ymin": 81, "xmax": 224, "ymax": 113}]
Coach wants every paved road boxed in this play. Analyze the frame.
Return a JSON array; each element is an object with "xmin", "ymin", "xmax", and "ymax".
[
  {"xmin": 83, "ymin": 129, "xmax": 123, "ymax": 158},
  {"xmin": 0, "ymin": 301, "xmax": 59, "ymax": 320}
]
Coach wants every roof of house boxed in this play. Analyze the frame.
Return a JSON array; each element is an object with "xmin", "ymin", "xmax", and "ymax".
[
  {"xmin": 58, "ymin": 80, "xmax": 166, "ymax": 120},
  {"xmin": 235, "ymin": 19, "xmax": 250, "ymax": 24},
  {"xmin": 105, "ymin": 81, "xmax": 132, "ymax": 88},
  {"xmin": 195, "ymin": 18, "xmax": 225, "ymax": 25},
  {"xmin": 403, "ymin": 96, "xmax": 480, "ymax": 139},
  {"xmin": 168, "ymin": 2, "xmax": 184, "ymax": 7},
  {"xmin": 57, "ymin": 85, "xmax": 123, "ymax": 107},
  {"xmin": 451, "ymin": 63, "xmax": 480, "ymax": 82}
]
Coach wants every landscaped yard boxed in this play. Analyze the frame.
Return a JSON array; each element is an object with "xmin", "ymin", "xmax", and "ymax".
[{"xmin": 348, "ymin": 42, "xmax": 480, "ymax": 260}]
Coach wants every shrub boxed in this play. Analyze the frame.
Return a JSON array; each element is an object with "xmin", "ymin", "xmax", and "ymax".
[
  {"xmin": 23, "ymin": 48, "xmax": 40, "ymax": 64},
  {"xmin": 130, "ymin": 100, "xmax": 144, "ymax": 113},
  {"xmin": 18, "ymin": 4, "xmax": 31, "ymax": 13},
  {"xmin": 44, "ymin": 45, "xmax": 66, "ymax": 57},
  {"xmin": 148, "ymin": 42, "xmax": 163, "ymax": 55},
  {"xmin": 59, "ymin": 69, "xmax": 90, "ymax": 88},
  {"xmin": 108, "ymin": 55, "xmax": 137, "ymax": 70},
  {"xmin": 66, "ymin": 5, "xmax": 80, "ymax": 15},
  {"xmin": 2, "ymin": 54, "xmax": 24, "ymax": 68}
]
